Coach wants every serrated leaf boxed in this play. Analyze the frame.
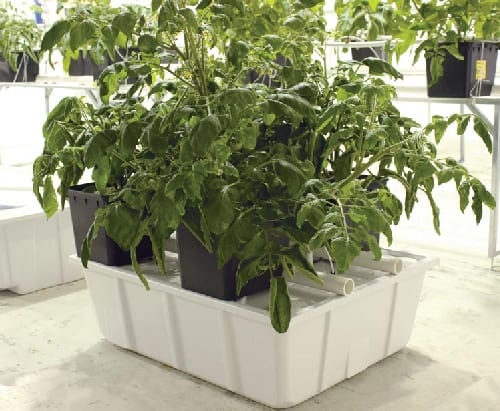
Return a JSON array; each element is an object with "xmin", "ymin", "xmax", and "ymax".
[
  {"xmin": 458, "ymin": 181, "xmax": 470, "ymax": 212},
  {"xmin": 431, "ymin": 117, "xmax": 448, "ymax": 143},
  {"xmin": 473, "ymin": 117, "xmax": 492, "ymax": 153}
]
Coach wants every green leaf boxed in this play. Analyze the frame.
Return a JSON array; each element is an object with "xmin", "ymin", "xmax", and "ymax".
[
  {"xmin": 329, "ymin": 237, "xmax": 359, "ymax": 273},
  {"xmin": 413, "ymin": 159, "xmax": 436, "ymax": 183},
  {"xmin": 81, "ymin": 209, "xmax": 106, "ymax": 268},
  {"xmin": 41, "ymin": 20, "xmax": 70, "ymax": 51},
  {"xmin": 274, "ymin": 93, "xmax": 316, "ymax": 118},
  {"xmin": 457, "ymin": 115, "xmax": 471, "ymax": 135},
  {"xmin": 473, "ymin": 117, "xmax": 492, "ymax": 153},
  {"xmin": 84, "ymin": 131, "xmax": 118, "ymax": 168},
  {"xmin": 217, "ymin": 229, "xmax": 239, "ymax": 267},
  {"xmin": 69, "ymin": 22, "xmax": 95, "ymax": 51},
  {"xmin": 131, "ymin": 246, "xmax": 150, "ymax": 290},
  {"xmin": 458, "ymin": 181, "xmax": 470, "ymax": 212},
  {"xmin": 112, "ymin": 11, "xmax": 137, "ymax": 39},
  {"xmin": 138, "ymin": 34, "xmax": 158, "ymax": 53},
  {"xmin": 121, "ymin": 122, "xmax": 142, "ymax": 155},
  {"xmin": 104, "ymin": 203, "xmax": 140, "ymax": 250},
  {"xmin": 239, "ymin": 122, "xmax": 259, "ymax": 149},
  {"xmin": 283, "ymin": 15, "xmax": 305, "ymax": 31},
  {"xmin": 179, "ymin": 8, "xmax": 198, "ymax": 30},
  {"xmin": 190, "ymin": 114, "xmax": 221, "ymax": 156},
  {"xmin": 236, "ymin": 257, "xmax": 264, "ymax": 295},
  {"xmin": 197, "ymin": 0, "xmax": 212, "ymax": 9},
  {"xmin": 424, "ymin": 190, "xmax": 441, "ymax": 234},
  {"xmin": 101, "ymin": 26, "xmax": 119, "ymax": 57},
  {"xmin": 204, "ymin": 188, "xmax": 234, "ymax": 235},
  {"xmin": 274, "ymin": 159, "xmax": 307, "ymax": 195},
  {"xmin": 269, "ymin": 277, "xmax": 291, "ymax": 333},
  {"xmin": 151, "ymin": 191, "xmax": 181, "ymax": 235},
  {"xmin": 219, "ymin": 88, "xmax": 257, "ymax": 109},
  {"xmin": 431, "ymin": 116, "xmax": 448, "ymax": 143},
  {"xmin": 297, "ymin": 200, "xmax": 324, "ymax": 229},
  {"xmin": 152, "ymin": 0, "xmax": 162, "ymax": 12},
  {"xmin": 42, "ymin": 177, "xmax": 59, "ymax": 218},
  {"xmin": 298, "ymin": 0, "xmax": 324, "ymax": 8},
  {"xmin": 362, "ymin": 58, "xmax": 403, "ymax": 80},
  {"xmin": 91, "ymin": 156, "xmax": 110, "ymax": 192},
  {"xmin": 282, "ymin": 244, "xmax": 321, "ymax": 285}
]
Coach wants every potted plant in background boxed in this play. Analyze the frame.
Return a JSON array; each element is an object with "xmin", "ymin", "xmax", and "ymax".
[
  {"xmin": 395, "ymin": 0, "xmax": 500, "ymax": 97},
  {"xmin": 333, "ymin": 0, "xmax": 401, "ymax": 61},
  {"xmin": 0, "ymin": 0, "xmax": 43, "ymax": 82},
  {"xmin": 42, "ymin": 0, "xmax": 151, "ymax": 80}
]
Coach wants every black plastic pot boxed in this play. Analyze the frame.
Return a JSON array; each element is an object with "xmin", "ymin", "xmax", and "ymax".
[
  {"xmin": 176, "ymin": 224, "xmax": 274, "ymax": 300},
  {"xmin": 246, "ymin": 54, "xmax": 290, "ymax": 88},
  {"xmin": 351, "ymin": 46, "xmax": 387, "ymax": 62},
  {"xmin": 0, "ymin": 52, "xmax": 39, "ymax": 82},
  {"xmin": 68, "ymin": 51, "xmax": 109, "ymax": 81},
  {"xmin": 67, "ymin": 183, "xmax": 152, "ymax": 266},
  {"xmin": 426, "ymin": 40, "xmax": 499, "ymax": 97}
]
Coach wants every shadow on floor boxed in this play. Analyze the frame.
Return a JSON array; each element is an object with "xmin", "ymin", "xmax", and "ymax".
[
  {"xmin": 0, "ymin": 279, "xmax": 87, "ymax": 314},
  {"xmin": 0, "ymin": 339, "xmax": 482, "ymax": 411}
]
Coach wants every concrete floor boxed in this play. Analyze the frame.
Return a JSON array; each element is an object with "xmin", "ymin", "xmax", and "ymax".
[{"xmin": 1, "ymin": 89, "xmax": 500, "ymax": 409}]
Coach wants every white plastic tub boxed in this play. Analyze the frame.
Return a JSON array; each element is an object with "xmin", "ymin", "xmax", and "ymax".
[
  {"xmin": 0, "ymin": 203, "xmax": 79, "ymax": 294},
  {"xmin": 74, "ymin": 250, "xmax": 438, "ymax": 408}
]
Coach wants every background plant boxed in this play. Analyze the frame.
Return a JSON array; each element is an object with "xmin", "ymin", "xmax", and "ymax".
[
  {"xmin": 390, "ymin": 0, "xmax": 500, "ymax": 84},
  {"xmin": 0, "ymin": 0, "xmax": 43, "ymax": 71},
  {"xmin": 42, "ymin": 0, "xmax": 152, "ymax": 73}
]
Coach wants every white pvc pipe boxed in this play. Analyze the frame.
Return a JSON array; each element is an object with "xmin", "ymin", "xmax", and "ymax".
[
  {"xmin": 352, "ymin": 252, "xmax": 403, "ymax": 274},
  {"xmin": 290, "ymin": 272, "xmax": 354, "ymax": 296}
]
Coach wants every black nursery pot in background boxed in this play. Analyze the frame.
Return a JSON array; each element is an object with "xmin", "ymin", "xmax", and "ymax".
[
  {"xmin": 176, "ymin": 224, "xmax": 273, "ymax": 301},
  {"xmin": 67, "ymin": 183, "xmax": 152, "ymax": 266},
  {"xmin": 426, "ymin": 40, "xmax": 499, "ymax": 98},
  {"xmin": 0, "ymin": 52, "xmax": 39, "ymax": 82},
  {"xmin": 351, "ymin": 46, "xmax": 387, "ymax": 62},
  {"xmin": 68, "ymin": 51, "xmax": 109, "ymax": 81}
]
